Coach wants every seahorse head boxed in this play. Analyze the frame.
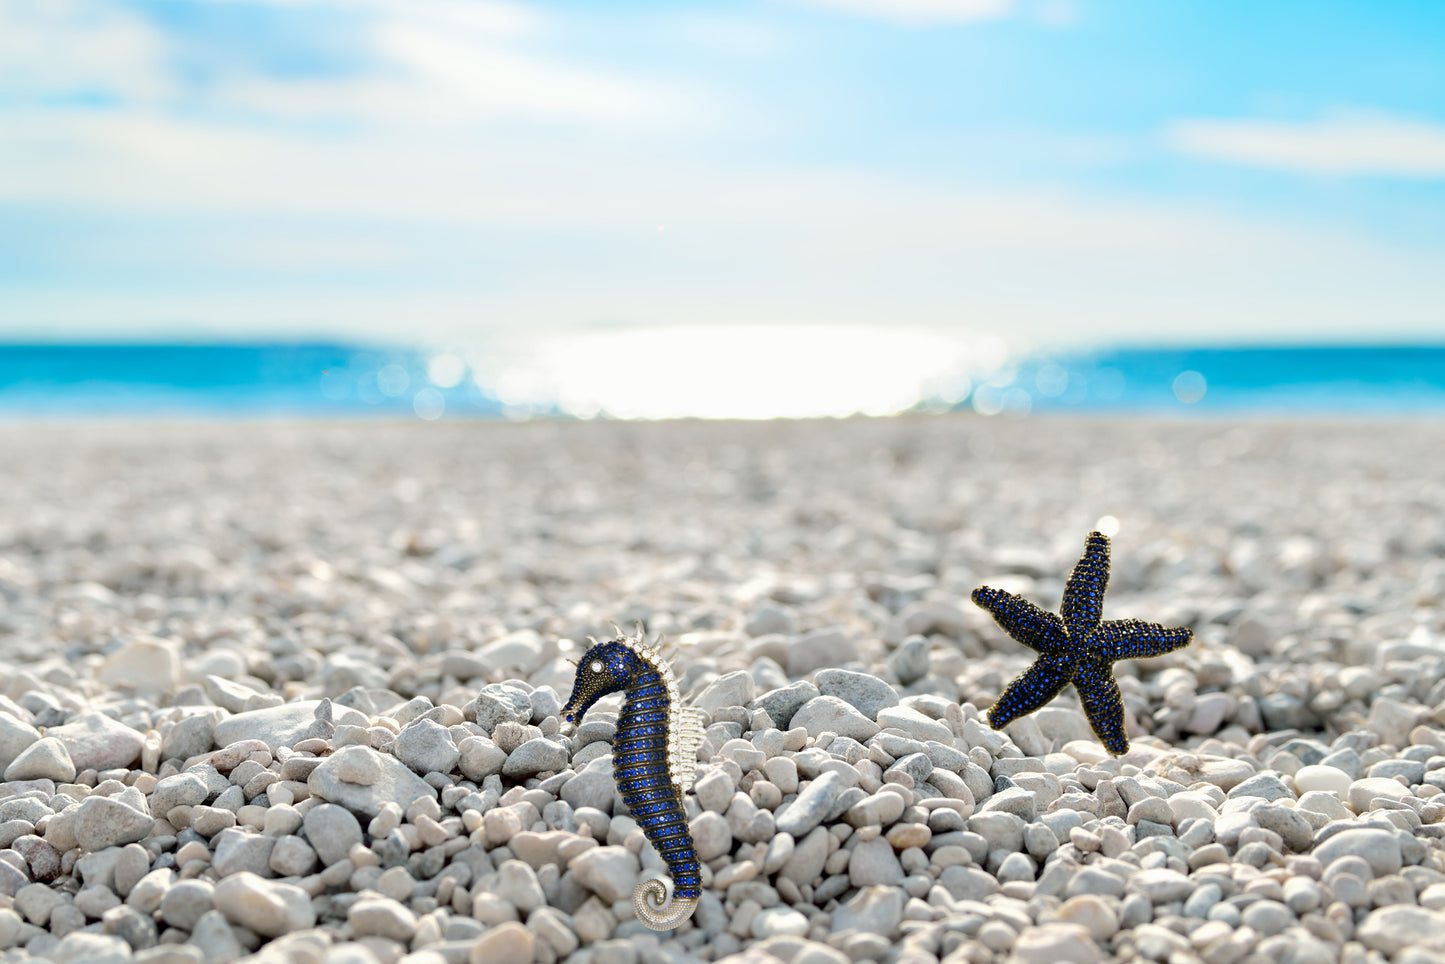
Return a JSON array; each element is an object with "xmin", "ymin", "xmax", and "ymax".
[{"xmin": 560, "ymin": 635, "xmax": 645, "ymax": 726}]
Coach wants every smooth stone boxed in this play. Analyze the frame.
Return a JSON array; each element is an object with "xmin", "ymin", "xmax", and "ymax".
[
  {"xmin": 475, "ymin": 630, "xmax": 551, "ymax": 676},
  {"xmin": 776, "ymin": 771, "xmax": 848, "ymax": 837},
  {"xmin": 1011, "ymin": 923, "xmax": 1101, "ymax": 964},
  {"xmin": 1131, "ymin": 868, "xmax": 1193, "ymax": 903},
  {"xmin": 150, "ymin": 773, "xmax": 209, "ymax": 815},
  {"xmin": 1241, "ymin": 899, "xmax": 1294, "ymax": 936},
  {"xmin": 790, "ymin": 697, "xmax": 880, "ymax": 743},
  {"xmin": 1295, "ymin": 765, "xmax": 1352, "ymax": 797},
  {"xmin": 502, "ymin": 738, "xmax": 569, "ymax": 778},
  {"xmin": 96, "ymin": 637, "xmax": 180, "ymax": 695},
  {"xmin": 1253, "ymin": 805, "xmax": 1315, "ymax": 852},
  {"xmin": 468, "ymin": 922, "xmax": 534, "ymax": 964},
  {"xmin": 1057, "ymin": 895, "xmax": 1118, "ymax": 941},
  {"xmin": 889, "ymin": 636, "xmax": 930, "ymax": 686},
  {"xmin": 938, "ymin": 865, "xmax": 998, "ymax": 902},
  {"xmin": 393, "ymin": 719, "xmax": 460, "ymax": 775},
  {"xmin": 0, "ymin": 714, "xmax": 41, "ymax": 772},
  {"xmin": 561, "ymin": 758, "xmax": 615, "ymax": 814},
  {"xmin": 190, "ymin": 909, "xmax": 246, "ymax": 961},
  {"xmin": 848, "ymin": 837, "xmax": 904, "ymax": 887},
  {"xmin": 211, "ymin": 829, "xmax": 276, "ymax": 877},
  {"xmin": 779, "ymin": 827, "xmax": 829, "ymax": 885},
  {"xmin": 746, "ymin": 604, "xmax": 796, "ymax": 638},
  {"xmin": 752, "ymin": 906, "xmax": 810, "ymax": 939},
  {"xmin": 348, "ymin": 896, "xmax": 418, "ymax": 942},
  {"xmin": 493, "ymin": 860, "xmax": 546, "ymax": 913},
  {"xmin": 693, "ymin": 767, "xmax": 737, "ymax": 814},
  {"xmin": 48, "ymin": 933, "xmax": 132, "ymax": 964},
  {"xmin": 1368, "ymin": 759, "xmax": 1425, "ymax": 785},
  {"xmin": 1195, "ymin": 759, "xmax": 1256, "ymax": 791},
  {"xmin": 160, "ymin": 880, "xmax": 215, "ymax": 931},
  {"xmin": 302, "ymin": 804, "xmax": 362, "ymax": 867},
  {"xmin": 267, "ymin": 836, "xmax": 316, "ymax": 876},
  {"xmin": 1348, "ymin": 777, "xmax": 1412, "ymax": 812},
  {"xmin": 1297, "ymin": 791, "xmax": 1353, "ymax": 822},
  {"xmin": 1033, "ymin": 708, "xmax": 1095, "ymax": 746},
  {"xmin": 691, "ymin": 812, "xmax": 732, "ymax": 861},
  {"xmin": 163, "ymin": 715, "xmax": 217, "ymax": 762},
  {"xmin": 1185, "ymin": 693, "xmax": 1233, "ymax": 735},
  {"xmin": 845, "ymin": 791, "xmax": 907, "ymax": 829},
  {"xmin": 1365, "ymin": 699, "xmax": 1424, "ymax": 747},
  {"xmin": 471, "ymin": 684, "xmax": 534, "ymax": 730},
  {"xmin": 0, "ymin": 861, "xmax": 25, "ymax": 898},
  {"xmin": 1320, "ymin": 747, "xmax": 1363, "ymax": 780},
  {"xmin": 308, "ymin": 746, "xmax": 439, "ymax": 819},
  {"xmin": 73, "ymin": 796, "xmax": 153, "ymax": 852},
  {"xmin": 113, "ymin": 842, "xmax": 150, "ymax": 897},
  {"xmin": 212, "ymin": 872, "xmax": 315, "ymax": 938},
  {"xmin": 969, "ymin": 812, "xmax": 1026, "ymax": 853},
  {"xmin": 978, "ymin": 787, "xmax": 1036, "ymax": 821},
  {"xmin": 755, "ymin": 682, "xmax": 821, "ymax": 730},
  {"xmin": 49, "ymin": 713, "xmax": 144, "ymax": 772},
  {"xmin": 1314, "ymin": 828, "xmax": 1403, "ymax": 877},
  {"xmin": 695, "ymin": 672, "xmax": 756, "ymax": 718},
  {"xmin": 897, "ymin": 600, "xmax": 969, "ymax": 639},
  {"xmin": 1226, "ymin": 772, "xmax": 1293, "ymax": 801},
  {"xmin": 212, "ymin": 702, "xmax": 323, "ymax": 753},
  {"xmin": 787, "ymin": 629, "xmax": 859, "ymax": 677},
  {"xmin": 875, "ymin": 706, "xmax": 952, "ymax": 745},
  {"xmin": 830, "ymin": 885, "xmax": 904, "ymax": 936},
  {"xmin": 4, "ymin": 738, "xmax": 76, "ymax": 783},
  {"xmin": 1356, "ymin": 905, "xmax": 1445, "ymax": 955},
  {"xmin": 568, "ymin": 846, "xmax": 640, "ymax": 903},
  {"xmin": 457, "ymin": 737, "xmax": 507, "ymax": 782},
  {"xmin": 814, "ymin": 670, "xmax": 898, "ymax": 721}
]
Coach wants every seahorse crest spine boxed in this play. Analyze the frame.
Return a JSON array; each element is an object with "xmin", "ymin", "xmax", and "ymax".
[{"xmin": 561, "ymin": 630, "xmax": 702, "ymax": 930}]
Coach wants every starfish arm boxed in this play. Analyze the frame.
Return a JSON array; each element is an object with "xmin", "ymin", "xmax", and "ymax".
[
  {"xmin": 1073, "ymin": 655, "xmax": 1131, "ymax": 756},
  {"xmin": 971, "ymin": 587, "xmax": 1067, "ymax": 653},
  {"xmin": 1094, "ymin": 619, "xmax": 1194, "ymax": 662},
  {"xmin": 1061, "ymin": 531, "xmax": 1111, "ymax": 637},
  {"xmin": 986, "ymin": 656, "xmax": 1073, "ymax": 731}
]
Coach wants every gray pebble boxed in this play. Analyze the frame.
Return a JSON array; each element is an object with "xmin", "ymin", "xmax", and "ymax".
[
  {"xmin": 1315, "ymin": 828, "xmax": 1403, "ymax": 877},
  {"xmin": 830, "ymin": 885, "xmax": 904, "ymax": 936},
  {"xmin": 815, "ymin": 669, "xmax": 899, "ymax": 721},
  {"xmin": 471, "ymin": 684, "xmax": 535, "ymax": 731},
  {"xmin": 695, "ymin": 672, "xmax": 755, "ymax": 718},
  {"xmin": 392, "ymin": 719, "xmax": 460, "ymax": 775},
  {"xmin": 1226, "ymin": 772, "xmax": 1294, "ymax": 801},
  {"xmin": 73, "ymin": 796, "xmax": 154, "ymax": 852},
  {"xmin": 776, "ymin": 771, "xmax": 848, "ymax": 836},
  {"xmin": 790, "ymin": 697, "xmax": 880, "ymax": 742},
  {"xmin": 754, "ymin": 682, "xmax": 819, "ymax": 730}
]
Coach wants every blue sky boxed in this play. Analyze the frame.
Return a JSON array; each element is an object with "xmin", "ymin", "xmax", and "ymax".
[{"xmin": 2, "ymin": 0, "xmax": 1443, "ymax": 351}]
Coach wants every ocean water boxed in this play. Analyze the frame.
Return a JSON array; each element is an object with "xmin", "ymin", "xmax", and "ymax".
[{"xmin": 0, "ymin": 340, "xmax": 1442, "ymax": 420}]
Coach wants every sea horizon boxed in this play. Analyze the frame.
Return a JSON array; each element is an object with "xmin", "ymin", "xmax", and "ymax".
[{"xmin": 2, "ymin": 337, "xmax": 1443, "ymax": 421}]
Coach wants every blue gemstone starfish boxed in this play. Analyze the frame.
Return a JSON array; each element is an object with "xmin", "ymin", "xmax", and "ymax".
[{"xmin": 971, "ymin": 531, "xmax": 1193, "ymax": 755}]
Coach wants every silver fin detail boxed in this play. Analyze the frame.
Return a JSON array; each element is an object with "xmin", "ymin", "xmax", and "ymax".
[{"xmin": 671, "ymin": 706, "xmax": 706, "ymax": 791}]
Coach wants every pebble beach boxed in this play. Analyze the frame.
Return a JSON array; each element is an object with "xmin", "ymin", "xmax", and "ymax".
[{"xmin": 1, "ymin": 415, "xmax": 1444, "ymax": 964}]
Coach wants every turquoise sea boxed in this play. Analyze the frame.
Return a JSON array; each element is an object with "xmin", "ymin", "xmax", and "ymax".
[{"xmin": 0, "ymin": 341, "xmax": 1442, "ymax": 419}]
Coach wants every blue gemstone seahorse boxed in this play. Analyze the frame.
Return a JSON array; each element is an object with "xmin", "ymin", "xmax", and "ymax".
[{"xmin": 560, "ymin": 629, "xmax": 706, "ymax": 930}]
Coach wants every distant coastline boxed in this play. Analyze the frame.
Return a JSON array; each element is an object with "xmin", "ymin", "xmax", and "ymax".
[{"xmin": 1, "ymin": 340, "xmax": 1442, "ymax": 420}]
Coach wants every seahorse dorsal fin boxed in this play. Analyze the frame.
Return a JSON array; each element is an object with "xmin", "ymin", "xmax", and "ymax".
[{"xmin": 671, "ymin": 706, "xmax": 706, "ymax": 791}]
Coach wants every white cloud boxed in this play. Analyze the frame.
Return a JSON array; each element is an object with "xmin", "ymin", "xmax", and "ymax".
[
  {"xmin": 0, "ymin": 0, "xmax": 680, "ymax": 129},
  {"xmin": 783, "ymin": 0, "xmax": 1011, "ymax": 26},
  {"xmin": 1166, "ymin": 113, "xmax": 1445, "ymax": 178},
  {"xmin": 0, "ymin": 0, "xmax": 170, "ymax": 101},
  {"xmin": 2, "ymin": 103, "xmax": 1441, "ymax": 348}
]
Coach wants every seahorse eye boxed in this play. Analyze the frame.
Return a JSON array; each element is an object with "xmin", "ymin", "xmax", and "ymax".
[{"xmin": 590, "ymin": 660, "xmax": 604, "ymax": 673}]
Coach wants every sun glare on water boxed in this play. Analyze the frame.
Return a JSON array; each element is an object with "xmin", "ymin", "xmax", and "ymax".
[{"xmin": 472, "ymin": 325, "xmax": 990, "ymax": 420}]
